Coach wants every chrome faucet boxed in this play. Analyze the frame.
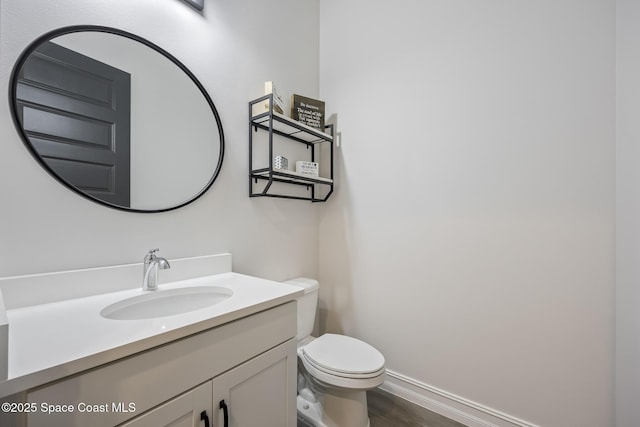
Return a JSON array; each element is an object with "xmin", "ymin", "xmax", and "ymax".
[{"xmin": 142, "ymin": 248, "xmax": 171, "ymax": 291}]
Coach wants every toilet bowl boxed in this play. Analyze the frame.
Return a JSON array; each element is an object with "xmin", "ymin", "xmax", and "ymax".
[{"xmin": 285, "ymin": 278, "xmax": 385, "ymax": 427}]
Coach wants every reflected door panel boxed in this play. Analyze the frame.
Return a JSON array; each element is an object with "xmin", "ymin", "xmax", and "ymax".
[{"xmin": 16, "ymin": 41, "xmax": 131, "ymax": 207}]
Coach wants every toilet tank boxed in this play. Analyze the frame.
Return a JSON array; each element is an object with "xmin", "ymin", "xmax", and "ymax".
[{"xmin": 284, "ymin": 278, "xmax": 319, "ymax": 341}]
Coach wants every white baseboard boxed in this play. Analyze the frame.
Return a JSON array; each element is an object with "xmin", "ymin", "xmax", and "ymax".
[{"xmin": 380, "ymin": 370, "xmax": 539, "ymax": 427}]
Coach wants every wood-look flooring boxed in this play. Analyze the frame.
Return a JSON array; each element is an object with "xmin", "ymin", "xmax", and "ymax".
[
  {"xmin": 297, "ymin": 388, "xmax": 466, "ymax": 427},
  {"xmin": 368, "ymin": 389, "xmax": 466, "ymax": 427}
]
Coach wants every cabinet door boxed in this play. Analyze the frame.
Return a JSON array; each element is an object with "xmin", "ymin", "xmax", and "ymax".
[
  {"xmin": 121, "ymin": 381, "xmax": 212, "ymax": 427},
  {"xmin": 211, "ymin": 340, "xmax": 296, "ymax": 427}
]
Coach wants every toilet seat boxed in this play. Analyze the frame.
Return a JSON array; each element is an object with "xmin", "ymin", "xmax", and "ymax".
[
  {"xmin": 302, "ymin": 334, "xmax": 385, "ymax": 377},
  {"xmin": 298, "ymin": 334, "xmax": 386, "ymax": 390},
  {"xmin": 302, "ymin": 352, "xmax": 386, "ymax": 379}
]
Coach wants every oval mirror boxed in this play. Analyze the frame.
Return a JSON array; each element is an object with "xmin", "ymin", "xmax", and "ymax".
[{"xmin": 9, "ymin": 26, "xmax": 224, "ymax": 212}]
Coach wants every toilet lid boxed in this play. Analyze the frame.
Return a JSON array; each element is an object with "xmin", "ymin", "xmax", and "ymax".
[{"xmin": 302, "ymin": 334, "xmax": 385, "ymax": 376}]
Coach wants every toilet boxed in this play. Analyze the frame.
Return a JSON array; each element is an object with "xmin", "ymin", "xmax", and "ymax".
[{"xmin": 285, "ymin": 278, "xmax": 386, "ymax": 427}]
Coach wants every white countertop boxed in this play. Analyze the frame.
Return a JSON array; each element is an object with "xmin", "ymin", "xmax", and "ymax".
[{"xmin": 0, "ymin": 272, "xmax": 303, "ymax": 398}]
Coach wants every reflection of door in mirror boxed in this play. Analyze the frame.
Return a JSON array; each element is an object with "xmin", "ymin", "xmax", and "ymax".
[{"xmin": 15, "ymin": 41, "xmax": 132, "ymax": 207}]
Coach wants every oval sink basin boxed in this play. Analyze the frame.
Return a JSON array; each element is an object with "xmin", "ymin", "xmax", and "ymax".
[{"xmin": 100, "ymin": 286, "xmax": 233, "ymax": 320}]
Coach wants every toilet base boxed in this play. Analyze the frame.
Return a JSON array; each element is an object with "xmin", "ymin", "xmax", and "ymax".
[
  {"xmin": 297, "ymin": 394, "xmax": 324, "ymax": 426},
  {"xmin": 297, "ymin": 388, "xmax": 371, "ymax": 427}
]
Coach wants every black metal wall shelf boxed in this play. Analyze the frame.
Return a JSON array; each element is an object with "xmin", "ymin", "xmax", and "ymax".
[{"xmin": 249, "ymin": 95, "xmax": 334, "ymax": 202}]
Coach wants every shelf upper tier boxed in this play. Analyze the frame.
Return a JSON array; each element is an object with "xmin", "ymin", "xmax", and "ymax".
[{"xmin": 250, "ymin": 110, "xmax": 333, "ymax": 144}]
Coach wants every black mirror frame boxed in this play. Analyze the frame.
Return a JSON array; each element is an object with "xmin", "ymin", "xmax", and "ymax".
[{"xmin": 8, "ymin": 25, "xmax": 225, "ymax": 213}]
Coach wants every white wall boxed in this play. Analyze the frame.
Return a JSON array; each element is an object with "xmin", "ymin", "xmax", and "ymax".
[
  {"xmin": 318, "ymin": 1, "xmax": 615, "ymax": 426},
  {"xmin": 615, "ymin": 0, "xmax": 640, "ymax": 426},
  {"xmin": 0, "ymin": 0, "xmax": 320, "ymax": 280}
]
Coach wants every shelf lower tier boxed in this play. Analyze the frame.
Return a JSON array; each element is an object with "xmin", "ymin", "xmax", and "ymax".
[
  {"xmin": 250, "ymin": 169, "xmax": 333, "ymax": 202},
  {"xmin": 251, "ymin": 169, "xmax": 333, "ymax": 185}
]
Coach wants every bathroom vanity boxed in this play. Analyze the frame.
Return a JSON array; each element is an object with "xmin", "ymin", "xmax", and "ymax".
[{"xmin": 0, "ymin": 254, "xmax": 302, "ymax": 427}]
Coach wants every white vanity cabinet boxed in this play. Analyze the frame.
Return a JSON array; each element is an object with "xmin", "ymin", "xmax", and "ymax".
[
  {"xmin": 25, "ymin": 301, "xmax": 297, "ymax": 427},
  {"xmin": 121, "ymin": 381, "xmax": 212, "ymax": 427},
  {"xmin": 122, "ymin": 340, "xmax": 296, "ymax": 427},
  {"xmin": 210, "ymin": 338, "xmax": 295, "ymax": 427}
]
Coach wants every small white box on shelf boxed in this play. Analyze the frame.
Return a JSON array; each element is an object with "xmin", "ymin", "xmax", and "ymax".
[
  {"xmin": 274, "ymin": 156, "xmax": 289, "ymax": 170},
  {"xmin": 296, "ymin": 161, "xmax": 319, "ymax": 177}
]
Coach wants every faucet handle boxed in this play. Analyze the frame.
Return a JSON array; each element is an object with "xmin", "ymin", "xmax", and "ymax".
[{"xmin": 145, "ymin": 248, "xmax": 160, "ymax": 262}]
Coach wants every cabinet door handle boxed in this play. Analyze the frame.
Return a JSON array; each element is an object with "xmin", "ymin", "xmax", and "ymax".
[
  {"xmin": 219, "ymin": 400, "xmax": 229, "ymax": 427},
  {"xmin": 200, "ymin": 410, "xmax": 210, "ymax": 427}
]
